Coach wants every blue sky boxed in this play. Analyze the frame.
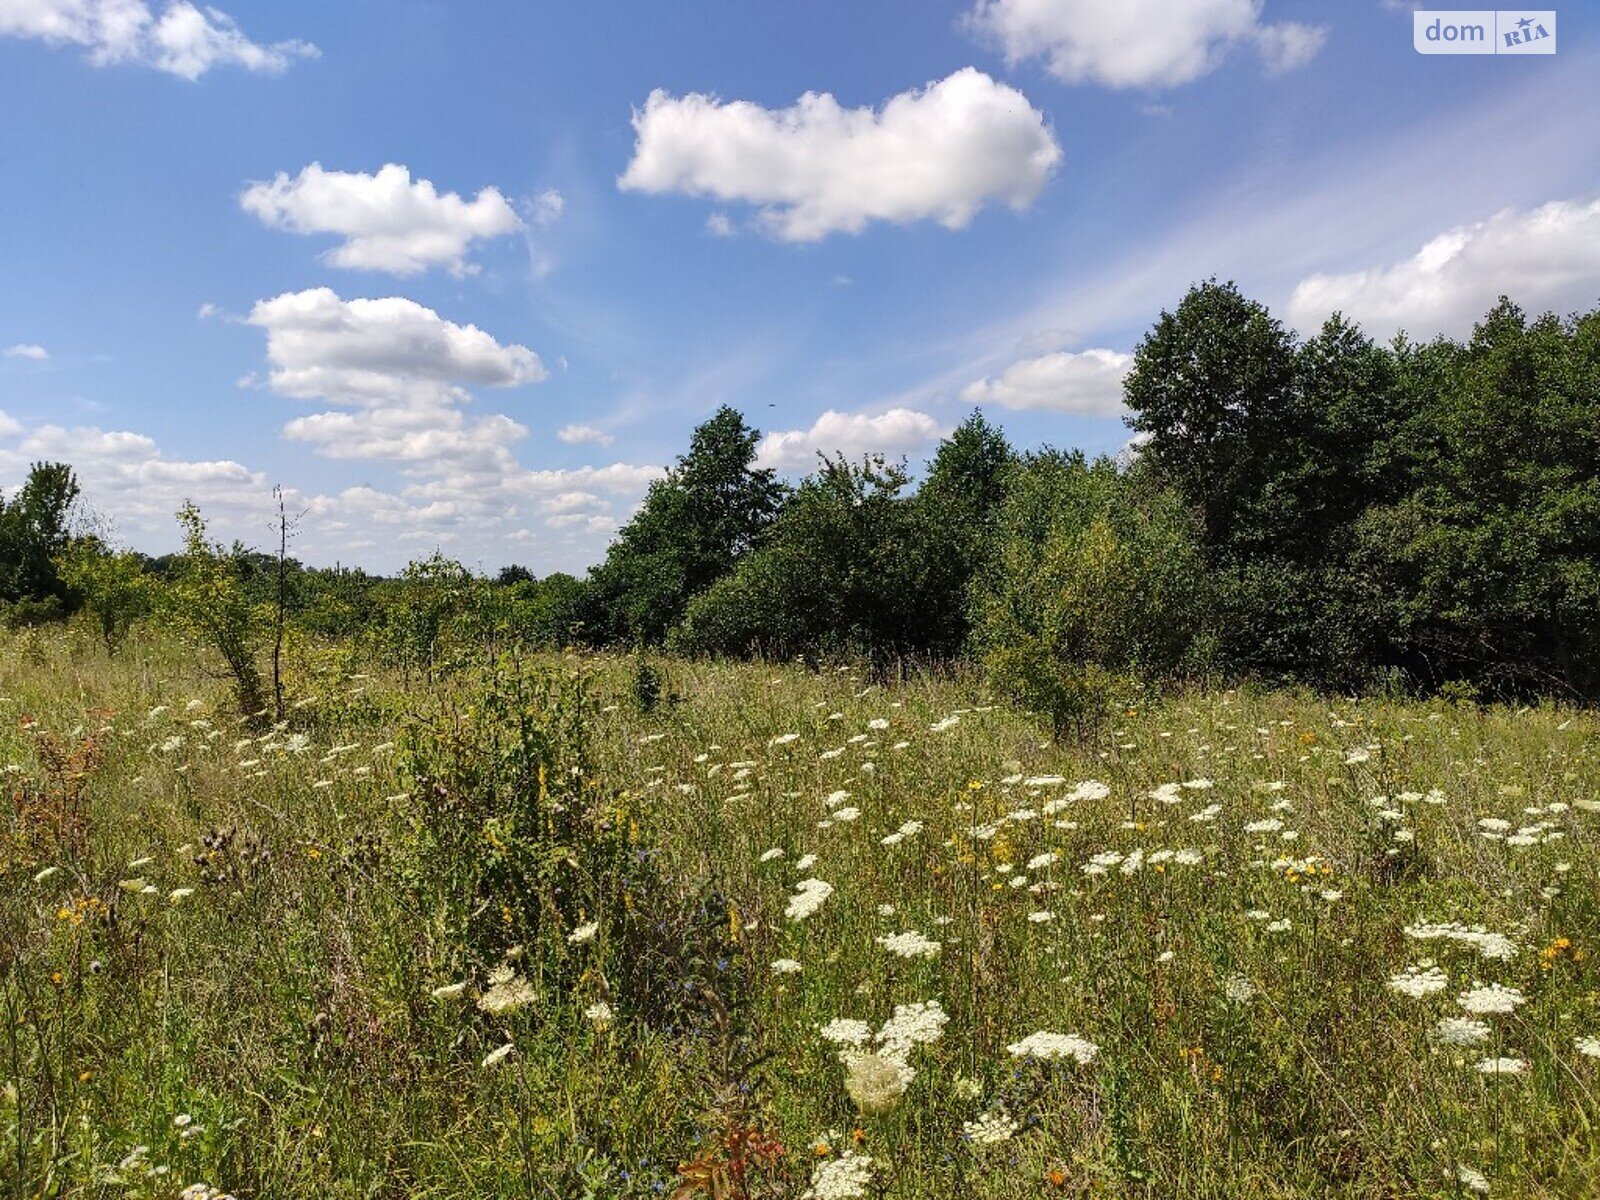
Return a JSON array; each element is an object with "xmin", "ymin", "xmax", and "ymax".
[{"xmin": 1, "ymin": 1, "xmax": 1596, "ymax": 573}]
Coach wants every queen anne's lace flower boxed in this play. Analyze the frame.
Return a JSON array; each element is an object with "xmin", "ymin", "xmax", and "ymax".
[
  {"xmin": 1006, "ymin": 1031, "xmax": 1098, "ymax": 1064},
  {"xmin": 1474, "ymin": 1056, "xmax": 1529, "ymax": 1076},
  {"xmin": 1403, "ymin": 921, "xmax": 1517, "ymax": 961},
  {"xmin": 478, "ymin": 967, "xmax": 537, "ymax": 1016},
  {"xmin": 1434, "ymin": 1016, "xmax": 1490, "ymax": 1046},
  {"xmin": 875, "ymin": 930, "xmax": 940, "ymax": 959},
  {"xmin": 844, "ymin": 1053, "xmax": 910, "ymax": 1114},
  {"xmin": 786, "ymin": 878, "xmax": 834, "ymax": 922},
  {"xmin": 803, "ymin": 1151, "xmax": 874, "ymax": 1199},
  {"xmin": 1387, "ymin": 963, "xmax": 1449, "ymax": 998},
  {"xmin": 962, "ymin": 1110, "xmax": 1019, "ymax": 1146},
  {"xmin": 1457, "ymin": 983, "xmax": 1525, "ymax": 1015}
]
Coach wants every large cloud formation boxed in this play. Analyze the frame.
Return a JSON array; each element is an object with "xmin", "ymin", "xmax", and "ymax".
[
  {"xmin": 241, "ymin": 164, "xmax": 525, "ymax": 277},
  {"xmin": 0, "ymin": 0, "xmax": 316, "ymax": 78},
  {"xmin": 967, "ymin": 0, "xmax": 1324, "ymax": 89},
  {"xmin": 755, "ymin": 408, "xmax": 945, "ymax": 470},
  {"xmin": 1287, "ymin": 197, "xmax": 1600, "ymax": 339},
  {"xmin": 961, "ymin": 348, "xmax": 1131, "ymax": 415},
  {"xmin": 619, "ymin": 68, "xmax": 1061, "ymax": 241}
]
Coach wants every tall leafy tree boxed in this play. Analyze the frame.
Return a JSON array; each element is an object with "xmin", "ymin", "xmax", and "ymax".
[
  {"xmin": 673, "ymin": 454, "xmax": 949, "ymax": 672},
  {"xmin": 585, "ymin": 407, "xmax": 787, "ymax": 644},
  {"xmin": 911, "ymin": 411, "xmax": 1017, "ymax": 656},
  {"xmin": 1124, "ymin": 280, "xmax": 1301, "ymax": 552},
  {"xmin": 0, "ymin": 461, "xmax": 80, "ymax": 610},
  {"xmin": 1357, "ymin": 300, "xmax": 1600, "ymax": 696}
]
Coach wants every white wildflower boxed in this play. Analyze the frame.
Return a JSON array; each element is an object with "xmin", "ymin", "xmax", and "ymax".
[
  {"xmin": 1457, "ymin": 984, "xmax": 1525, "ymax": 1015},
  {"xmin": 1435, "ymin": 1017, "xmax": 1491, "ymax": 1046},
  {"xmin": 876, "ymin": 931, "xmax": 940, "ymax": 959},
  {"xmin": 962, "ymin": 1110, "xmax": 1019, "ymax": 1146},
  {"xmin": 787, "ymin": 878, "xmax": 834, "ymax": 922},
  {"xmin": 1473, "ymin": 1057, "xmax": 1528, "ymax": 1077},
  {"xmin": 1387, "ymin": 963, "xmax": 1448, "ymax": 999},
  {"xmin": 1006, "ymin": 1031, "xmax": 1098, "ymax": 1064}
]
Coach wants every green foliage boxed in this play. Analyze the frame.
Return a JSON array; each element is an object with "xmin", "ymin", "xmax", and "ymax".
[
  {"xmin": 8, "ymin": 633, "xmax": 1600, "ymax": 1197},
  {"xmin": 632, "ymin": 655, "xmax": 663, "ymax": 713},
  {"xmin": 166, "ymin": 499, "xmax": 272, "ymax": 720},
  {"xmin": 56, "ymin": 536, "xmax": 155, "ymax": 653},
  {"xmin": 909, "ymin": 411, "xmax": 1018, "ymax": 657},
  {"xmin": 1125, "ymin": 280, "xmax": 1300, "ymax": 550},
  {"xmin": 672, "ymin": 454, "xmax": 954, "ymax": 671},
  {"xmin": 1352, "ymin": 301, "xmax": 1600, "ymax": 697},
  {"xmin": 972, "ymin": 453, "xmax": 1209, "ymax": 737},
  {"xmin": 165, "ymin": 502, "xmax": 268, "ymax": 718},
  {"xmin": 585, "ymin": 407, "xmax": 787, "ymax": 645},
  {"xmin": 504, "ymin": 571, "xmax": 587, "ymax": 647},
  {"xmin": 396, "ymin": 658, "xmax": 742, "ymax": 1030},
  {"xmin": 1124, "ymin": 283, "xmax": 1600, "ymax": 699},
  {"xmin": 0, "ymin": 461, "xmax": 80, "ymax": 618},
  {"xmin": 366, "ymin": 553, "xmax": 489, "ymax": 680}
]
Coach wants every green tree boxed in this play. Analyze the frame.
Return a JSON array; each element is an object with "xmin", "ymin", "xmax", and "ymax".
[
  {"xmin": 585, "ymin": 407, "xmax": 787, "ymax": 644},
  {"xmin": 971, "ymin": 453, "xmax": 1210, "ymax": 738},
  {"xmin": 505, "ymin": 571, "xmax": 587, "ymax": 647},
  {"xmin": 368, "ymin": 554, "xmax": 480, "ymax": 681},
  {"xmin": 56, "ymin": 537, "xmax": 154, "ymax": 653},
  {"xmin": 910, "ymin": 411, "xmax": 1018, "ymax": 657},
  {"xmin": 1124, "ymin": 280, "xmax": 1301, "ymax": 551},
  {"xmin": 1355, "ymin": 299, "xmax": 1600, "ymax": 697},
  {"xmin": 672, "ymin": 454, "xmax": 953, "ymax": 673},
  {"xmin": 0, "ymin": 461, "xmax": 80, "ymax": 615},
  {"xmin": 167, "ymin": 502, "xmax": 268, "ymax": 718}
]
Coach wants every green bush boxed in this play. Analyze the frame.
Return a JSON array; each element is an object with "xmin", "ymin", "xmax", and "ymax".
[
  {"xmin": 56, "ymin": 537, "xmax": 155, "ymax": 654},
  {"xmin": 166, "ymin": 502, "xmax": 268, "ymax": 719},
  {"xmin": 971, "ymin": 453, "xmax": 1209, "ymax": 737},
  {"xmin": 395, "ymin": 658, "xmax": 743, "ymax": 1032}
]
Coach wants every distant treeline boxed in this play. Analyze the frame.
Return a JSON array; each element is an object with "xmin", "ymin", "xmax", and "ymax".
[{"xmin": 5, "ymin": 282, "xmax": 1597, "ymax": 720}]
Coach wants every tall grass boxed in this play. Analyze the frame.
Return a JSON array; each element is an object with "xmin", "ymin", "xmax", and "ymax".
[{"xmin": 3, "ymin": 624, "xmax": 1597, "ymax": 1197}]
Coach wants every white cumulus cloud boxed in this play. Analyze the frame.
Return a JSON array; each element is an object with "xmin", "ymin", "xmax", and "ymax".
[
  {"xmin": 619, "ymin": 67, "xmax": 1061, "ymax": 241},
  {"xmin": 755, "ymin": 408, "xmax": 945, "ymax": 470},
  {"xmin": 4, "ymin": 343, "xmax": 49, "ymax": 360},
  {"xmin": 244, "ymin": 287, "xmax": 547, "ymax": 495},
  {"xmin": 246, "ymin": 287, "xmax": 545, "ymax": 407},
  {"xmin": 0, "ymin": 0, "xmax": 316, "ymax": 79},
  {"xmin": 967, "ymin": 0, "xmax": 1324, "ymax": 89},
  {"xmin": 241, "ymin": 164, "xmax": 524, "ymax": 277},
  {"xmin": 5, "ymin": 419, "xmax": 271, "ymax": 534},
  {"xmin": 1286, "ymin": 197, "xmax": 1600, "ymax": 339},
  {"xmin": 557, "ymin": 423, "xmax": 614, "ymax": 447},
  {"xmin": 961, "ymin": 347, "xmax": 1131, "ymax": 415}
]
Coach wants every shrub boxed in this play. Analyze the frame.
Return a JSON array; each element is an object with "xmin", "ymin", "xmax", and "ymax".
[
  {"xmin": 56, "ymin": 537, "xmax": 155, "ymax": 654},
  {"xmin": 971, "ymin": 453, "xmax": 1208, "ymax": 738},
  {"xmin": 396, "ymin": 658, "xmax": 744, "ymax": 1033},
  {"xmin": 166, "ymin": 502, "xmax": 268, "ymax": 719}
]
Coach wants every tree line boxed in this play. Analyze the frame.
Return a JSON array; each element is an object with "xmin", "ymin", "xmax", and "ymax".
[{"xmin": 5, "ymin": 281, "xmax": 1597, "ymax": 725}]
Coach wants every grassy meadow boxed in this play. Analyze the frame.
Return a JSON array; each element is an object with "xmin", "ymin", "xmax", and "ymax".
[{"xmin": 3, "ymin": 624, "xmax": 1599, "ymax": 1198}]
